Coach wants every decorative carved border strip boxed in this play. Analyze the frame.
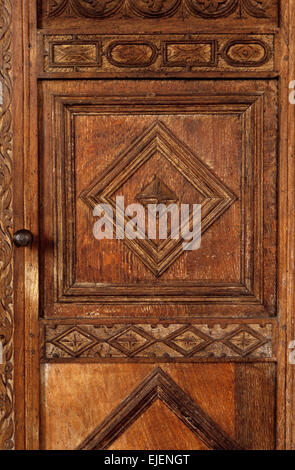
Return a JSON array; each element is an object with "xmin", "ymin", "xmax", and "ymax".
[
  {"xmin": 77, "ymin": 367, "xmax": 242, "ymax": 450},
  {"xmin": 44, "ymin": 0, "xmax": 277, "ymax": 21},
  {"xmin": 0, "ymin": 0, "xmax": 14, "ymax": 451},
  {"xmin": 40, "ymin": 33, "xmax": 274, "ymax": 75},
  {"xmin": 41, "ymin": 322, "xmax": 274, "ymax": 362}
]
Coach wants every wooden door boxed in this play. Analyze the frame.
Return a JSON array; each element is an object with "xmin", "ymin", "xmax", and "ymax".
[{"xmin": 1, "ymin": 0, "xmax": 295, "ymax": 450}]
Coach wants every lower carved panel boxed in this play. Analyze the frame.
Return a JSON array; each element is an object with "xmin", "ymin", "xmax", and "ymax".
[
  {"xmin": 78, "ymin": 367, "xmax": 241, "ymax": 450},
  {"xmin": 41, "ymin": 321, "xmax": 274, "ymax": 361}
]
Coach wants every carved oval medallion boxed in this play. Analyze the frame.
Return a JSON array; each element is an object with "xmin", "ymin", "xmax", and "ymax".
[
  {"xmin": 107, "ymin": 42, "xmax": 157, "ymax": 67},
  {"xmin": 72, "ymin": 0, "xmax": 124, "ymax": 17},
  {"xmin": 222, "ymin": 39, "xmax": 270, "ymax": 66},
  {"xmin": 186, "ymin": 0, "xmax": 238, "ymax": 18},
  {"xmin": 129, "ymin": 0, "xmax": 181, "ymax": 18}
]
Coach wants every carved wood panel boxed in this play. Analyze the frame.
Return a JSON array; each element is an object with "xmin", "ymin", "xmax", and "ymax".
[
  {"xmin": 41, "ymin": 321, "xmax": 274, "ymax": 361},
  {"xmin": 39, "ymin": 33, "xmax": 275, "ymax": 76},
  {"xmin": 6, "ymin": 0, "xmax": 295, "ymax": 452},
  {"xmin": 41, "ymin": 362, "xmax": 276, "ymax": 449},
  {"xmin": 77, "ymin": 367, "xmax": 241, "ymax": 450},
  {"xmin": 40, "ymin": 79, "xmax": 277, "ymax": 317},
  {"xmin": 40, "ymin": 0, "xmax": 279, "ymax": 22}
]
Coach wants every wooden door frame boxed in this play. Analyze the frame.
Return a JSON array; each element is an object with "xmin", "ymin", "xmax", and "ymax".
[{"xmin": 0, "ymin": 0, "xmax": 294, "ymax": 450}]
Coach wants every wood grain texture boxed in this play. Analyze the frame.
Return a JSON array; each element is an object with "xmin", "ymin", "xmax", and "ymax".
[
  {"xmin": 40, "ymin": 362, "xmax": 275, "ymax": 450},
  {"xmin": 108, "ymin": 400, "xmax": 210, "ymax": 450},
  {"xmin": 278, "ymin": 0, "xmax": 295, "ymax": 450},
  {"xmin": 0, "ymin": 0, "xmax": 14, "ymax": 451},
  {"xmin": 38, "ymin": 33, "xmax": 275, "ymax": 77},
  {"xmin": 39, "ymin": 79, "xmax": 277, "ymax": 316},
  {"xmin": 40, "ymin": 321, "xmax": 274, "ymax": 361},
  {"xmin": 235, "ymin": 363, "xmax": 276, "ymax": 450},
  {"xmin": 8, "ymin": 0, "xmax": 295, "ymax": 452},
  {"xmin": 77, "ymin": 367, "xmax": 241, "ymax": 450},
  {"xmin": 40, "ymin": 363, "xmax": 237, "ymax": 450}
]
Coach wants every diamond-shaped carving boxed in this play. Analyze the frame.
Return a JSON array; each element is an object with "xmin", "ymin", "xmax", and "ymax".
[
  {"xmin": 80, "ymin": 120, "xmax": 237, "ymax": 276},
  {"xmin": 223, "ymin": 326, "xmax": 268, "ymax": 357},
  {"xmin": 166, "ymin": 326, "xmax": 212, "ymax": 356},
  {"xmin": 109, "ymin": 327, "xmax": 152, "ymax": 356},
  {"xmin": 52, "ymin": 327, "xmax": 97, "ymax": 357}
]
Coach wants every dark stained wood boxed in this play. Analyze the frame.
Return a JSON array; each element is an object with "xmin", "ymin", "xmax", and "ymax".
[{"xmin": 38, "ymin": 0, "xmax": 279, "ymax": 30}]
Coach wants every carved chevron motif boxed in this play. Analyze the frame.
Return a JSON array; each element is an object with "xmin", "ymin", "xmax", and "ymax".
[
  {"xmin": 0, "ymin": 0, "xmax": 14, "ymax": 451},
  {"xmin": 45, "ymin": 0, "xmax": 275, "ymax": 18},
  {"xmin": 41, "ymin": 322, "xmax": 274, "ymax": 361},
  {"xmin": 80, "ymin": 121, "xmax": 237, "ymax": 277},
  {"xmin": 77, "ymin": 367, "xmax": 242, "ymax": 450}
]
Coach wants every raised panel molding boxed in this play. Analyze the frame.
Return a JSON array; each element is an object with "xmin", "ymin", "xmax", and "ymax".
[
  {"xmin": 41, "ymin": 321, "xmax": 274, "ymax": 362},
  {"xmin": 80, "ymin": 120, "xmax": 238, "ymax": 277},
  {"xmin": 39, "ymin": 33, "xmax": 274, "ymax": 76},
  {"xmin": 77, "ymin": 367, "xmax": 241, "ymax": 450},
  {"xmin": 0, "ymin": 0, "xmax": 14, "ymax": 451},
  {"xmin": 43, "ymin": 0, "xmax": 277, "ymax": 20},
  {"xmin": 52, "ymin": 90, "xmax": 275, "ymax": 308}
]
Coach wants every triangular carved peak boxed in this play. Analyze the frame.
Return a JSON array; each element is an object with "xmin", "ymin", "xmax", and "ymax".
[
  {"xmin": 136, "ymin": 175, "xmax": 178, "ymax": 206},
  {"xmin": 77, "ymin": 367, "xmax": 241, "ymax": 450}
]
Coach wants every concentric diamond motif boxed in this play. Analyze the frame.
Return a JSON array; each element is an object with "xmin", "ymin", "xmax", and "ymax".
[
  {"xmin": 167, "ymin": 326, "xmax": 212, "ymax": 356},
  {"xmin": 81, "ymin": 120, "xmax": 237, "ymax": 277},
  {"xmin": 109, "ymin": 327, "xmax": 152, "ymax": 355},
  {"xmin": 52, "ymin": 327, "xmax": 97, "ymax": 356},
  {"xmin": 224, "ymin": 327, "xmax": 268, "ymax": 357}
]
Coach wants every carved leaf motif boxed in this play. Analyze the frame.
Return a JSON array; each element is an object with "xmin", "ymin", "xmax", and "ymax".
[
  {"xmin": 192, "ymin": 0, "xmax": 231, "ymax": 12},
  {"xmin": 0, "ymin": 0, "xmax": 14, "ymax": 450},
  {"xmin": 129, "ymin": 0, "xmax": 181, "ymax": 17},
  {"xmin": 49, "ymin": 0, "xmax": 124, "ymax": 17},
  {"xmin": 241, "ymin": 0, "xmax": 268, "ymax": 17},
  {"xmin": 46, "ymin": 0, "xmax": 272, "ymax": 18},
  {"xmin": 187, "ymin": 0, "xmax": 238, "ymax": 17},
  {"xmin": 140, "ymin": 0, "xmax": 167, "ymax": 12},
  {"xmin": 76, "ymin": 0, "xmax": 117, "ymax": 13}
]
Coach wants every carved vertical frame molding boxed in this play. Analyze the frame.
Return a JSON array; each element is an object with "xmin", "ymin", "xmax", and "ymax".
[
  {"xmin": 0, "ymin": 0, "xmax": 14, "ymax": 451},
  {"xmin": 285, "ymin": 0, "xmax": 295, "ymax": 451}
]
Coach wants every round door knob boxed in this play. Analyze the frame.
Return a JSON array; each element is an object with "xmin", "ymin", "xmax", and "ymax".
[{"xmin": 13, "ymin": 229, "xmax": 33, "ymax": 248}]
